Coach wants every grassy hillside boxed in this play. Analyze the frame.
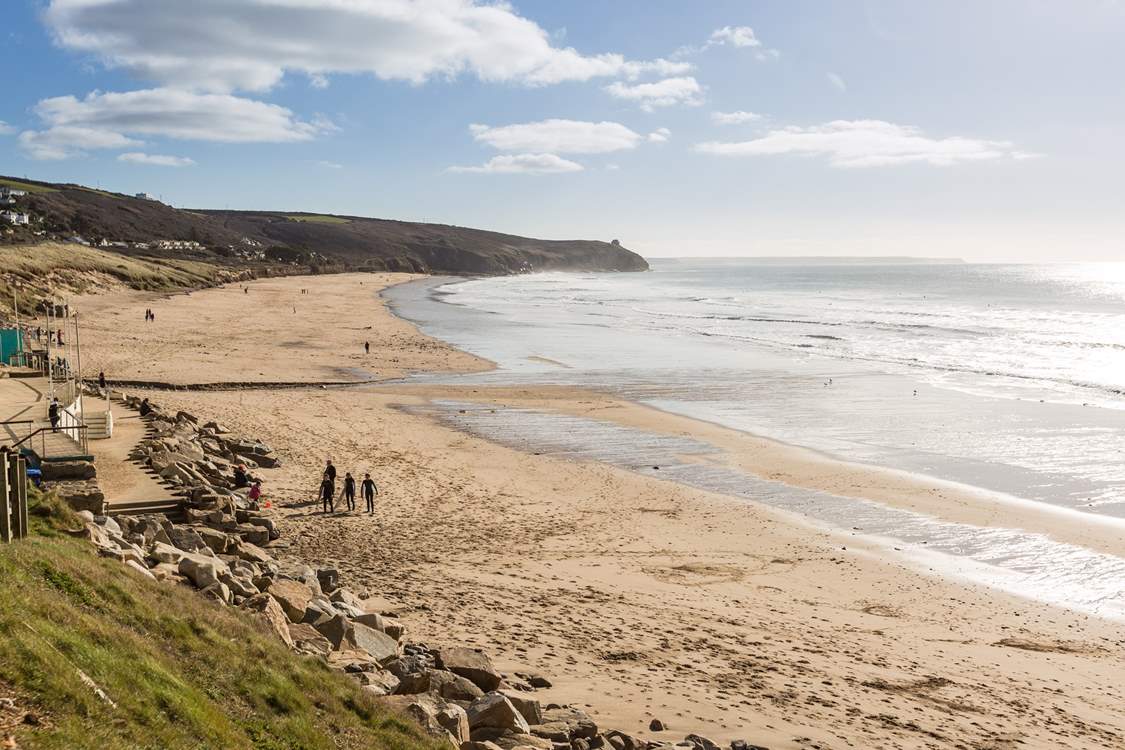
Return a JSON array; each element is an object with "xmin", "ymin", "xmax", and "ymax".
[
  {"xmin": 3, "ymin": 173, "xmax": 648, "ymax": 275},
  {"xmin": 0, "ymin": 492, "xmax": 439, "ymax": 750},
  {"xmin": 0, "ymin": 243, "xmax": 242, "ymax": 320}
]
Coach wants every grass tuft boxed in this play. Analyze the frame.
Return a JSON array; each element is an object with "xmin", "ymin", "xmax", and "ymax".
[{"xmin": 0, "ymin": 527, "xmax": 440, "ymax": 750}]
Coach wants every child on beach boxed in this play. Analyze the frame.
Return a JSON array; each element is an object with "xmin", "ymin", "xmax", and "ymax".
[{"xmin": 248, "ymin": 480, "xmax": 262, "ymax": 503}]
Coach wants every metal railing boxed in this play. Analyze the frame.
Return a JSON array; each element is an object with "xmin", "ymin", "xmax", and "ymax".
[
  {"xmin": 1, "ymin": 450, "xmax": 29, "ymax": 542},
  {"xmin": 10, "ymin": 424, "xmax": 90, "ymax": 460}
]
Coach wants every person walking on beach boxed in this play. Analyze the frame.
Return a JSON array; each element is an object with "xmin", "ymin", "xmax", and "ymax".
[
  {"xmin": 361, "ymin": 473, "xmax": 378, "ymax": 514},
  {"xmin": 320, "ymin": 472, "xmax": 335, "ymax": 513},
  {"xmin": 364, "ymin": 341, "xmax": 370, "ymax": 354},
  {"xmin": 341, "ymin": 472, "xmax": 356, "ymax": 511},
  {"xmin": 48, "ymin": 398, "xmax": 60, "ymax": 431}
]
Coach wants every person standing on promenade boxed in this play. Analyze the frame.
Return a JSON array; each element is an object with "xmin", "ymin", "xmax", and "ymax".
[
  {"xmin": 341, "ymin": 472, "xmax": 356, "ymax": 511},
  {"xmin": 320, "ymin": 472, "xmax": 335, "ymax": 513},
  {"xmin": 361, "ymin": 473, "xmax": 378, "ymax": 514},
  {"xmin": 98, "ymin": 371, "xmax": 107, "ymax": 394},
  {"xmin": 48, "ymin": 398, "xmax": 60, "ymax": 431}
]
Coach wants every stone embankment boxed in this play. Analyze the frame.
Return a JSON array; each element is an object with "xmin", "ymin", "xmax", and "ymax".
[{"xmin": 78, "ymin": 398, "xmax": 769, "ymax": 750}]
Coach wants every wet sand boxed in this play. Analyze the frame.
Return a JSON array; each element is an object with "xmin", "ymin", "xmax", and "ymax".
[{"xmin": 74, "ymin": 273, "xmax": 1125, "ymax": 749}]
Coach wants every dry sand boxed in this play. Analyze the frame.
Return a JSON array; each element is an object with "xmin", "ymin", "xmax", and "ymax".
[{"xmin": 74, "ymin": 273, "xmax": 1125, "ymax": 750}]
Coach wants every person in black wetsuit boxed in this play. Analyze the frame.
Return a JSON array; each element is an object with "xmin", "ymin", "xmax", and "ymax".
[
  {"xmin": 341, "ymin": 472, "xmax": 356, "ymax": 511},
  {"xmin": 361, "ymin": 473, "xmax": 378, "ymax": 514},
  {"xmin": 320, "ymin": 473, "xmax": 335, "ymax": 513},
  {"xmin": 324, "ymin": 459, "xmax": 336, "ymax": 482},
  {"xmin": 48, "ymin": 398, "xmax": 60, "ymax": 431}
]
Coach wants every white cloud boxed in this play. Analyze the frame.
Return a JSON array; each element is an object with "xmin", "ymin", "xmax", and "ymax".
[
  {"xmin": 313, "ymin": 160, "xmax": 344, "ymax": 169},
  {"xmin": 19, "ymin": 88, "xmax": 334, "ymax": 159},
  {"xmin": 19, "ymin": 127, "xmax": 141, "ymax": 160},
  {"xmin": 44, "ymin": 0, "xmax": 687, "ymax": 92},
  {"xmin": 694, "ymin": 120, "xmax": 1028, "ymax": 168},
  {"xmin": 605, "ymin": 76, "xmax": 703, "ymax": 111},
  {"xmin": 679, "ymin": 26, "xmax": 778, "ymax": 60},
  {"xmin": 0, "ymin": 121, "xmax": 15, "ymax": 135},
  {"xmin": 469, "ymin": 119, "xmax": 643, "ymax": 154},
  {"xmin": 827, "ymin": 72, "xmax": 847, "ymax": 92},
  {"xmin": 709, "ymin": 26, "xmax": 761, "ymax": 48},
  {"xmin": 647, "ymin": 127, "xmax": 671, "ymax": 143},
  {"xmin": 118, "ymin": 152, "xmax": 195, "ymax": 167},
  {"xmin": 449, "ymin": 153, "xmax": 584, "ymax": 174},
  {"xmin": 712, "ymin": 110, "xmax": 763, "ymax": 125}
]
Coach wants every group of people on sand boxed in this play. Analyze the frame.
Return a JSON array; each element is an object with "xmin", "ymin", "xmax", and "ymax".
[
  {"xmin": 318, "ymin": 459, "xmax": 378, "ymax": 514},
  {"xmin": 144, "ymin": 308, "xmax": 156, "ymax": 322}
]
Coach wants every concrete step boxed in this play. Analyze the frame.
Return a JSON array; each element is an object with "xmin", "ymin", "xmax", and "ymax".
[{"xmin": 106, "ymin": 498, "xmax": 183, "ymax": 519}]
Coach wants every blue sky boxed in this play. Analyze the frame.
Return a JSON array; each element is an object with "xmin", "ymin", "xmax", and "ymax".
[{"xmin": 2, "ymin": 1, "xmax": 1124, "ymax": 261}]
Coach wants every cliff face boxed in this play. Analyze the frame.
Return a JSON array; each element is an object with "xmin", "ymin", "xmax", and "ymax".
[{"xmin": 4, "ymin": 176, "xmax": 648, "ymax": 275}]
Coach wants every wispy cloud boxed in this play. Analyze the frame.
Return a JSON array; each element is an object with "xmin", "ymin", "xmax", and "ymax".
[
  {"xmin": 647, "ymin": 127, "xmax": 671, "ymax": 143},
  {"xmin": 449, "ymin": 153, "xmax": 584, "ymax": 174},
  {"xmin": 827, "ymin": 72, "xmax": 847, "ymax": 92},
  {"xmin": 678, "ymin": 26, "xmax": 779, "ymax": 60},
  {"xmin": 117, "ymin": 152, "xmax": 195, "ymax": 167},
  {"xmin": 712, "ymin": 110, "xmax": 763, "ymax": 125},
  {"xmin": 313, "ymin": 160, "xmax": 344, "ymax": 169},
  {"xmin": 695, "ymin": 120, "xmax": 1032, "ymax": 168},
  {"xmin": 0, "ymin": 121, "xmax": 15, "ymax": 136},
  {"xmin": 19, "ymin": 88, "xmax": 335, "ymax": 159},
  {"xmin": 605, "ymin": 76, "xmax": 703, "ymax": 111},
  {"xmin": 469, "ymin": 120, "xmax": 643, "ymax": 154}
]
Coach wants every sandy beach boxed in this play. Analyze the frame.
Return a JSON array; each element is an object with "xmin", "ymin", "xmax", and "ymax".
[{"xmin": 73, "ymin": 273, "xmax": 1125, "ymax": 749}]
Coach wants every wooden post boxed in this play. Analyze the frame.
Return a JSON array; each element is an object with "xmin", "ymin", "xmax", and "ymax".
[
  {"xmin": 0, "ymin": 452, "xmax": 10, "ymax": 543},
  {"xmin": 15, "ymin": 455, "xmax": 27, "ymax": 539}
]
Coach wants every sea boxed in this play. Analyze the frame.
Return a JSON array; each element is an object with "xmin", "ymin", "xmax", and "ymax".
[{"xmin": 383, "ymin": 259, "xmax": 1125, "ymax": 619}]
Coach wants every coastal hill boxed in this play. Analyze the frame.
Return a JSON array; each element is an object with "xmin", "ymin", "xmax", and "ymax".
[{"xmin": 1, "ymin": 175, "xmax": 648, "ymax": 275}]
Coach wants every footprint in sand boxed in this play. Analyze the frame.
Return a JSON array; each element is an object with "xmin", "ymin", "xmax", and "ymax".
[
  {"xmin": 860, "ymin": 603, "xmax": 904, "ymax": 618},
  {"xmin": 644, "ymin": 562, "xmax": 747, "ymax": 586}
]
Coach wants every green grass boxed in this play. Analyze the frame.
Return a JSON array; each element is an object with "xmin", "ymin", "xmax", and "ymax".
[
  {"xmin": 0, "ymin": 491, "xmax": 439, "ymax": 750},
  {"xmin": 0, "ymin": 178, "xmax": 57, "ymax": 195},
  {"xmin": 284, "ymin": 214, "xmax": 351, "ymax": 225}
]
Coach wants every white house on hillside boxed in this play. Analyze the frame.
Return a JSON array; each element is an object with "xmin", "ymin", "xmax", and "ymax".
[{"xmin": 2, "ymin": 211, "xmax": 31, "ymax": 226}]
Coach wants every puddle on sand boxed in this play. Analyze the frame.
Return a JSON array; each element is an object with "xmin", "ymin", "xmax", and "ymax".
[{"xmin": 406, "ymin": 400, "xmax": 1125, "ymax": 622}]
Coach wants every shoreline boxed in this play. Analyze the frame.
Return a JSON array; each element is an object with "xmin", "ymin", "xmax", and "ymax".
[{"xmin": 73, "ymin": 272, "xmax": 1125, "ymax": 748}]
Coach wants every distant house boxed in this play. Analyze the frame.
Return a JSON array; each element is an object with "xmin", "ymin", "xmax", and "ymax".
[
  {"xmin": 0, "ymin": 187, "xmax": 27, "ymax": 205},
  {"xmin": 154, "ymin": 239, "xmax": 203, "ymax": 251},
  {"xmin": 1, "ymin": 211, "xmax": 30, "ymax": 226},
  {"xmin": 136, "ymin": 192, "xmax": 156, "ymax": 201},
  {"xmin": 98, "ymin": 239, "xmax": 129, "ymax": 248}
]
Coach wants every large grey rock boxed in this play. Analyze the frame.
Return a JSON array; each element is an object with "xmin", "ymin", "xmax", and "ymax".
[
  {"xmin": 437, "ymin": 704, "xmax": 470, "ymax": 744},
  {"xmin": 313, "ymin": 614, "xmax": 353, "ymax": 650},
  {"xmin": 243, "ymin": 593, "xmax": 294, "ymax": 649},
  {"xmin": 466, "ymin": 693, "xmax": 530, "ymax": 734},
  {"xmin": 220, "ymin": 570, "xmax": 259, "ymax": 598},
  {"xmin": 168, "ymin": 526, "xmax": 209, "ymax": 553},
  {"xmin": 437, "ymin": 647, "xmax": 502, "ymax": 692},
  {"xmin": 430, "ymin": 669, "xmax": 484, "ymax": 701},
  {"xmin": 288, "ymin": 623, "xmax": 332, "ymax": 657},
  {"xmin": 531, "ymin": 707, "xmax": 598, "ymax": 742},
  {"xmin": 177, "ymin": 554, "xmax": 226, "ymax": 590},
  {"xmin": 268, "ymin": 578, "xmax": 314, "ymax": 623},
  {"xmin": 499, "ymin": 691, "xmax": 542, "ymax": 725},
  {"xmin": 349, "ymin": 622, "xmax": 399, "ymax": 664}
]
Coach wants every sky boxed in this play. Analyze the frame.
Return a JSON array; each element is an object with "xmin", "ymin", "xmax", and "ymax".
[{"xmin": 2, "ymin": 1, "xmax": 1124, "ymax": 262}]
